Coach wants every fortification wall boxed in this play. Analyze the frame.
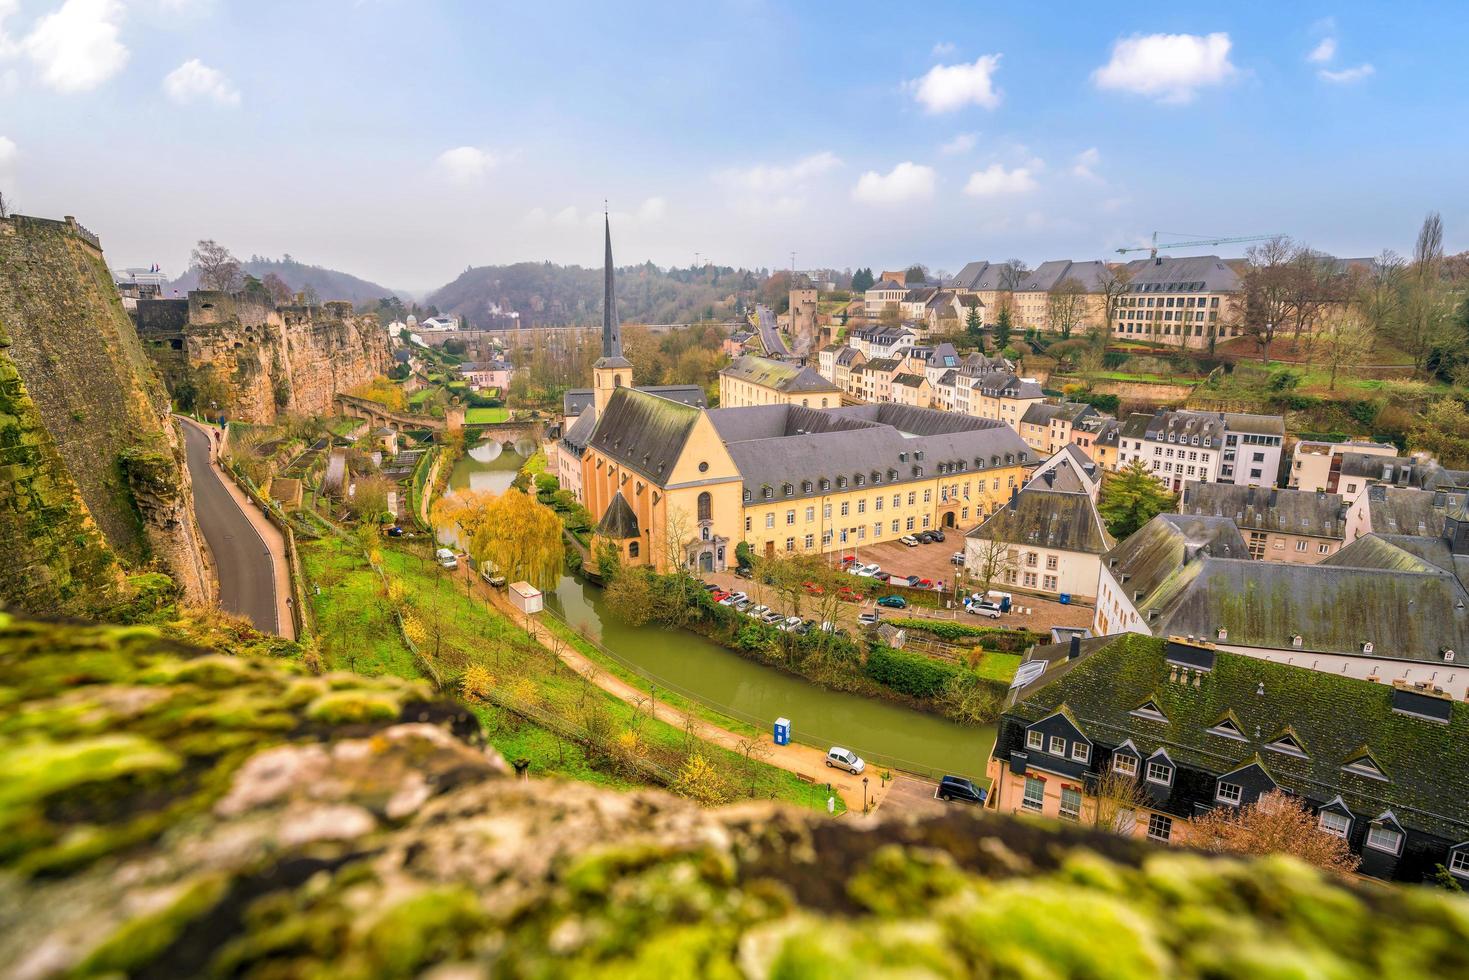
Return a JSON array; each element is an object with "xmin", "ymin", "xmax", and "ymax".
[
  {"xmin": 137, "ymin": 293, "xmax": 389, "ymax": 424},
  {"xmin": 0, "ymin": 215, "xmax": 211, "ymax": 607}
]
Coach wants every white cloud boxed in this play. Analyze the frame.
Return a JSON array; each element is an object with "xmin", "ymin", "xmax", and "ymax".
[
  {"xmin": 939, "ymin": 132, "xmax": 977, "ymax": 155},
  {"xmin": 552, "ymin": 205, "xmax": 580, "ymax": 226},
  {"xmin": 434, "ymin": 146, "xmax": 496, "ymax": 182},
  {"xmin": 963, "ymin": 163, "xmax": 1037, "ymax": 197},
  {"xmin": 851, "ymin": 162, "xmax": 935, "ymax": 205},
  {"xmin": 931, "ymin": 40, "xmax": 955, "ymax": 57},
  {"xmin": 1092, "ymin": 32, "xmax": 1237, "ymax": 104},
  {"xmin": 1071, "ymin": 147, "xmax": 1101, "ymax": 180},
  {"xmin": 162, "ymin": 58, "xmax": 240, "ymax": 106},
  {"xmin": 1307, "ymin": 37, "xmax": 1336, "ymax": 64},
  {"xmin": 910, "ymin": 54, "xmax": 1002, "ymax": 112},
  {"xmin": 716, "ymin": 151, "xmax": 841, "ymax": 194},
  {"xmin": 22, "ymin": 0, "xmax": 129, "ymax": 93},
  {"xmin": 636, "ymin": 196, "xmax": 666, "ymax": 222},
  {"xmin": 0, "ymin": 135, "xmax": 16, "ymax": 168},
  {"xmin": 1319, "ymin": 63, "xmax": 1374, "ymax": 83}
]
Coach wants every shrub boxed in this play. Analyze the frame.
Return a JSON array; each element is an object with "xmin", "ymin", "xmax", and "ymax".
[
  {"xmin": 864, "ymin": 645, "xmax": 960, "ymax": 699},
  {"xmin": 886, "ymin": 619, "xmax": 1042, "ymax": 651}
]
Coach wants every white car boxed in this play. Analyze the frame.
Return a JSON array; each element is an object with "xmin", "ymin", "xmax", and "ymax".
[
  {"xmin": 855, "ymin": 563, "xmax": 880, "ymax": 577},
  {"xmin": 825, "ymin": 746, "xmax": 865, "ymax": 774},
  {"xmin": 720, "ymin": 591, "xmax": 747, "ymax": 606},
  {"xmin": 967, "ymin": 601, "xmax": 1003, "ymax": 619},
  {"xmin": 777, "ymin": 616, "xmax": 804, "ymax": 632},
  {"xmin": 899, "ymin": 535, "xmax": 920, "ymax": 547},
  {"xmin": 747, "ymin": 603, "xmax": 770, "ymax": 619},
  {"xmin": 434, "ymin": 548, "xmax": 458, "ymax": 570}
]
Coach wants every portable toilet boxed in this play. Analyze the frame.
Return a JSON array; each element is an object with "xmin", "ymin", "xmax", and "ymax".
[
  {"xmin": 509, "ymin": 582, "xmax": 543, "ymax": 615},
  {"xmin": 773, "ymin": 717, "xmax": 791, "ymax": 746}
]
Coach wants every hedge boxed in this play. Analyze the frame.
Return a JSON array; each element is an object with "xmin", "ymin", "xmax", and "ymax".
[
  {"xmin": 864, "ymin": 645, "xmax": 961, "ymax": 699},
  {"xmin": 887, "ymin": 618, "xmax": 1043, "ymax": 652}
]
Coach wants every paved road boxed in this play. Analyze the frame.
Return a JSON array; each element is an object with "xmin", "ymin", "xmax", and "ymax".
[{"xmin": 181, "ymin": 421, "xmax": 280, "ymax": 634}]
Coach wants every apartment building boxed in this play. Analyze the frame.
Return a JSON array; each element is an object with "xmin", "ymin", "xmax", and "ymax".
[
  {"xmin": 1093, "ymin": 514, "xmax": 1248, "ymax": 635},
  {"xmin": 1072, "ymin": 416, "xmax": 1121, "ymax": 471},
  {"xmin": 966, "ymin": 371, "xmax": 1046, "ymax": 430},
  {"xmin": 1012, "ymin": 260, "xmax": 1110, "ymax": 333},
  {"xmin": 1288, "ymin": 439, "xmax": 1399, "ymax": 491},
  {"xmin": 949, "ymin": 260, "xmax": 1024, "ymax": 315},
  {"xmin": 1178, "ymin": 481, "xmax": 1348, "ymax": 562},
  {"xmin": 890, "ymin": 373, "xmax": 932, "ymax": 408},
  {"xmin": 1111, "ymin": 255, "xmax": 1242, "ymax": 350},
  {"xmin": 1333, "ymin": 451, "xmax": 1469, "ymax": 503},
  {"xmin": 1117, "ymin": 410, "xmax": 1284, "ymax": 491},
  {"xmin": 1018, "ymin": 401, "xmax": 1100, "ymax": 457},
  {"xmin": 863, "ymin": 279, "xmax": 908, "ymax": 317},
  {"xmin": 718, "ymin": 354, "xmax": 841, "ymax": 409}
]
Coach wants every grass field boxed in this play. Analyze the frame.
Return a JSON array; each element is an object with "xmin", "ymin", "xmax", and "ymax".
[
  {"xmin": 972, "ymin": 651, "xmax": 1021, "ymax": 683},
  {"xmin": 465, "ymin": 406, "xmax": 510, "ymax": 423}
]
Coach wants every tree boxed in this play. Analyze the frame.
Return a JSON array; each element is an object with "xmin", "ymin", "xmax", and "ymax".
[
  {"xmin": 1190, "ymin": 790, "xmax": 1360, "ymax": 875},
  {"xmin": 1409, "ymin": 398, "xmax": 1469, "ymax": 468},
  {"xmin": 604, "ymin": 566, "xmax": 654, "ymax": 627},
  {"xmin": 993, "ymin": 306, "xmax": 1012, "ymax": 350},
  {"xmin": 1097, "ymin": 265, "xmax": 1132, "ymax": 336},
  {"xmin": 966, "ymin": 535, "xmax": 1017, "ymax": 596},
  {"xmin": 671, "ymin": 752, "xmax": 733, "ymax": 806},
  {"xmin": 1315, "ymin": 310, "xmax": 1373, "ymax": 390},
  {"xmin": 432, "ymin": 488, "xmax": 564, "ymax": 592},
  {"xmin": 192, "ymin": 239, "xmax": 242, "ymax": 292},
  {"xmin": 1399, "ymin": 212, "xmax": 1455, "ymax": 378},
  {"xmin": 1283, "ymin": 249, "xmax": 1343, "ymax": 348},
  {"xmin": 964, "ymin": 304, "xmax": 983, "ymax": 342},
  {"xmin": 0, "ymin": 189, "xmax": 12, "ymax": 219},
  {"xmin": 1090, "ymin": 770, "xmax": 1148, "ymax": 835},
  {"xmin": 1355, "ymin": 250, "xmax": 1405, "ymax": 353},
  {"xmin": 262, "ymin": 272, "xmax": 293, "ymax": 307},
  {"xmin": 904, "ymin": 264, "xmax": 928, "ymax": 284},
  {"xmin": 348, "ymin": 474, "xmax": 393, "ymax": 523},
  {"xmin": 1046, "ymin": 278, "xmax": 1089, "ymax": 340},
  {"xmin": 999, "ymin": 259, "xmax": 1029, "ymax": 291},
  {"xmin": 1234, "ymin": 236, "xmax": 1297, "ymax": 361},
  {"xmin": 1098, "ymin": 460, "xmax": 1178, "ymax": 539},
  {"xmin": 851, "ymin": 268, "xmax": 875, "ymax": 293}
]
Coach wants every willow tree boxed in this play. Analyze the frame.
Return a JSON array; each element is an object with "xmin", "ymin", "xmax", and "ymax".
[{"xmin": 433, "ymin": 488, "xmax": 563, "ymax": 592}]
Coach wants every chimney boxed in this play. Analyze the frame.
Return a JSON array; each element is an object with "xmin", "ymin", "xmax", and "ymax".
[
  {"xmin": 1068, "ymin": 634, "xmax": 1082, "ymax": 660},
  {"xmin": 1043, "ymin": 469, "xmax": 1055, "ymax": 487}
]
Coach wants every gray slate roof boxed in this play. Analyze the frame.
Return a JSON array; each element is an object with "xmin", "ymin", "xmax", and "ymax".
[
  {"xmin": 1021, "ymin": 401, "xmax": 1097, "ymax": 427},
  {"xmin": 1179, "ymin": 482, "xmax": 1348, "ymax": 539},
  {"xmin": 1124, "ymin": 254, "xmax": 1241, "ymax": 293},
  {"xmin": 1101, "ymin": 513, "xmax": 1248, "ymax": 611},
  {"xmin": 563, "ymin": 384, "xmax": 706, "ymax": 418},
  {"xmin": 596, "ymin": 491, "xmax": 641, "ymax": 539},
  {"xmin": 587, "ymin": 387, "xmax": 702, "ymax": 485},
  {"xmin": 1363, "ymin": 485, "xmax": 1462, "ymax": 538},
  {"xmin": 968, "ymin": 486, "xmax": 1113, "ymax": 555},
  {"xmin": 558, "ymin": 406, "xmax": 599, "ymax": 455},
  {"xmin": 1337, "ymin": 453, "xmax": 1469, "ymax": 491}
]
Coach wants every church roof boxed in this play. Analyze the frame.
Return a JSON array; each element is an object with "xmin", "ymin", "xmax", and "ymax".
[
  {"xmin": 596, "ymin": 491, "xmax": 641, "ymax": 540},
  {"xmin": 587, "ymin": 387, "xmax": 703, "ymax": 484}
]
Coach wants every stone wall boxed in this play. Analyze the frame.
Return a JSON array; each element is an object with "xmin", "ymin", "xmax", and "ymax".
[
  {"xmin": 135, "ymin": 292, "xmax": 389, "ymax": 424},
  {"xmin": 0, "ymin": 214, "xmax": 211, "ymax": 608}
]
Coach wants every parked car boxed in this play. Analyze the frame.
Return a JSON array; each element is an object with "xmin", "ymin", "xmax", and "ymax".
[
  {"xmin": 710, "ymin": 590, "xmax": 729, "ymax": 603},
  {"xmin": 917, "ymin": 531, "xmax": 936, "ymax": 544},
  {"xmin": 936, "ymin": 775, "xmax": 985, "ymax": 805},
  {"xmin": 836, "ymin": 588, "xmax": 860, "ymax": 603},
  {"xmin": 858, "ymin": 611, "xmax": 879, "ymax": 626},
  {"xmin": 899, "ymin": 535, "xmax": 919, "ymax": 547},
  {"xmin": 735, "ymin": 566, "xmax": 754, "ymax": 579},
  {"xmin": 876, "ymin": 595, "xmax": 907, "ymax": 609},
  {"xmin": 386, "ymin": 526, "xmax": 405, "ymax": 537},
  {"xmin": 971, "ymin": 590, "xmax": 1013, "ymax": 612},
  {"xmin": 967, "ymin": 600, "xmax": 1003, "ymax": 619},
  {"xmin": 930, "ymin": 529, "xmax": 946, "ymax": 542},
  {"xmin": 733, "ymin": 598, "xmax": 754, "ymax": 612},
  {"xmin": 802, "ymin": 581, "xmax": 825, "ymax": 596},
  {"xmin": 855, "ymin": 563, "xmax": 880, "ymax": 577},
  {"xmin": 760, "ymin": 610, "xmax": 785, "ymax": 626},
  {"xmin": 797, "ymin": 619, "xmax": 816, "ymax": 635},
  {"xmin": 819, "ymin": 621, "xmax": 836, "ymax": 632},
  {"xmin": 875, "ymin": 571, "xmax": 894, "ymax": 583},
  {"xmin": 950, "ymin": 552, "xmax": 966, "ymax": 566},
  {"xmin": 840, "ymin": 554, "xmax": 858, "ymax": 565},
  {"xmin": 747, "ymin": 604, "xmax": 770, "ymax": 619},
  {"xmin": 434, "ymin": 548, "xmax": 458, "ymax": 570},
  {"xmin": 825, "ymin": 746, "xmax": 865, "ymax": 774},
  {"xmin": 480, "ymin": 566, "xmax": 506, "ymax": 588},
  {"xmin": 777, "ymin": 616, "xmax": 803, "ymax": 632},
  {"xmin": 701, "ymin": 582, "xmax": 720, "ymax": 592},
  {"xmin": 913, "ymin": 577, "xmax": 934, "ymax": 589},
  {"xmin": 720, "ymin": 591, "xmax": 746, "ymax": 606}
]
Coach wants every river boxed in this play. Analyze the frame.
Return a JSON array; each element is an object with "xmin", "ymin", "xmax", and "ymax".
[{"xmin": 446, "ymin": 442, "xmax": 997, "ymax": 783}]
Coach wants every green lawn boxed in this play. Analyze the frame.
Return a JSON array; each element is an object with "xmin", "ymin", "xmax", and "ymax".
[
  {"xmin": 972, "ymin": 651, "xmax": 1021, "ymax": 683},
  {"xmin": 408, "ymin": 388, "xmax": 433, "ymax": 407},
  {"xmin": 465, "ymin": 406, "xmax": 509, "ymax": 424}
]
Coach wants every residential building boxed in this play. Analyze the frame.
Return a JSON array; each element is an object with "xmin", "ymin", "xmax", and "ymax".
[
  {"xmin": 911, "ymin": 342, "xmax": 960, "ymax": 387},
  {"xmin": 890, "ymin": 373, "xmax": 932, "ymax": 408},
  {"xmin": 1019, "ymin": 402, "xmax": 1100, "ymax": 457},
  {"xmin": 1111, "ymin": 255, "xmax": 1240, "ymax": 350},
  {"xmin": 1178, "ymin": 481, "xmax": 1348, "ymax": 562},
  {"xmin": 863, "ymin": 279, "xmax": 908, "ymax": 317},
  {"xmin": 965, "ymin": 371, "xmax": 1045, "ymax": 430},
  {"xmin": 816, "ymin": 344, "xmax": 841, "ymax": 382},
  {"xmin": 949, "ymin": 260, "xmax": 1024, "ymax": 316},
  {"xmin": 1218, "ymin": 414, "xmax": 1286, "ymax": 486},
  {"xmin": 1343, "ymin": 484, "xmax": 1467, "ymax": 542},
  {"xmin": 1117, "ymin": 410, "xmax": 1284, "ymax": 491},
  {"xmin": 990, "ymin": 632, "xmax": 1469, "ymax": 883},
  {"xmin": 1030, "ymin": 444, "xmax": 1102, "ymax": 501},
  {"xmin": 1093, "ymin": 514, "xmax": 1248, "ymax": 635},
  {"xmin": 420, "ymin": 315, "xmax": 460, "ymax": 331},
  {"xmin": 965, "ymin": 455, "xmax": 1113, "ymax": 600},
  {"xmin": 832, "ymin": 347, "xmax": 866, "ymax": 395},
  {"xmin": 856, "ymin": 356, "xmax": 906, "ymax": 403},
  {"xmin": 1012, "ymin": 260, "xmax": 1109, "ymax": 333},
  {"xmin": 456, "ymin": 359, "xmax": 511, "ymax": 391},
  {"xmin": 1072, "ymin": 416, "xmax": 1121, "ymax": 471},
  {"xmin": 847, "ymin": 323, "xmax": 917, "ymax": 360},
  {"xmin": 1333, "ymin": 451, "xmax": 1469, "ymax": 503},
  {"xmin": 1288, "ymin": 439, "xmax": 1398, "ymax": 492},
  {"xmin": 722, "ymin": 328, "xmax": 756, "ymax": 357},
  {"xmin": 719, "ymin": 354, "xmax": 841, "ymax": 409}
]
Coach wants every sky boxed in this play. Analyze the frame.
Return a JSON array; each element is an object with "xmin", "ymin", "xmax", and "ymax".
[{"xmin": 1, "ymin": 0, "xmax": 1466, "ymax": 294}]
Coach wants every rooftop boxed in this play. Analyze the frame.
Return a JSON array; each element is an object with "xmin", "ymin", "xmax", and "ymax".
[{"xmin": 721, "ymin": 354, "xmax": 839, "ymax": 394}]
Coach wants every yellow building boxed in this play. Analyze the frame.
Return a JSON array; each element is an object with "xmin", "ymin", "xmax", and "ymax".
[{"xmin": 718, "ymin": 354, "xmax": 842, "ymax": 409}]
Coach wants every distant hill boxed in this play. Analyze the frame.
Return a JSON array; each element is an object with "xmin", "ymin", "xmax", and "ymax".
[
  {"xmin": 428, "ymin": 260, "xmax": 768, "ymax": 327},
  {"xmin": 169, "ymin": 257, "xmax": 401, "ymax": 305}
]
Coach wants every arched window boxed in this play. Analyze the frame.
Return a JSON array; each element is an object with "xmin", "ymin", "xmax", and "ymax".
[
  {"xmin": 628, "ymin": 541, "xmax": 639, "ymax": 558},
  {"xmin": 614, "ymin": 374, "xmax": 623, "ymax": 387},
  {"xmin": 697, "ymin": 491, "xmax": 711, "ymax": 522}
]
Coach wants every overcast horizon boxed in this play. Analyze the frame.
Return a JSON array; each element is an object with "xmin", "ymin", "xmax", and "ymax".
[{"xmin": 2, "ymin": 0, "xmax": 1465, "ymax": 294}]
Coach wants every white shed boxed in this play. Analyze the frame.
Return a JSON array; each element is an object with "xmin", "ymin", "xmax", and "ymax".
[{"xmin": 509, "ymin": 582, "xmax": 543, "ymax": 615}]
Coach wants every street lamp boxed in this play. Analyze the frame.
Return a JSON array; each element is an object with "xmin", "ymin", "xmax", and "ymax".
[{"xmin": 862, "ymin": 776, "xmax": 869, "ymax": 813}]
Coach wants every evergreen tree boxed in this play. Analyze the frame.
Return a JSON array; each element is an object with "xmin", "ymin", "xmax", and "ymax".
[
  {"xmin": 851, "ymin": 268, "xmax": 875, "ymax": 293},
  {"xmin": 964, "ymin": 305, "xmax": 983, "ymax": 341},
  {"xmin": 1098, "ymin": 460, "xmax": 1178, "ymax": 539},
  {"xmin": 993, "ymin": 306, "xmax": 1012, "ymax": 350}
]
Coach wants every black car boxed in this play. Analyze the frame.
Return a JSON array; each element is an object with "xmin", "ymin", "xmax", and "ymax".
[
  {"xmin": 936, "ymin": 775, "xmax": 985, "ymax": 805},
  {"xmin": 917, "ymin": 531, "xmax": 936, "ymax": 544},
  {"xmin": 930, "ymin": 529, "xmax": 946, "ymax": 542},
  {"xmin": 735, "ymin": 566, "xmax": 754, "ymax": 579}
]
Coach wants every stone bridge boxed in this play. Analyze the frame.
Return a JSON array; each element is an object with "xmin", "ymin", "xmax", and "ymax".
[{"xmin": 335, "ymin": 394, "xmax": 546, "ymax": 447}]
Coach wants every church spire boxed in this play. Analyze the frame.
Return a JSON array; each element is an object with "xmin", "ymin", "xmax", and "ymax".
[{"xmin": 601, "ymin": 210, "xmax": 623, "ymax": 360}]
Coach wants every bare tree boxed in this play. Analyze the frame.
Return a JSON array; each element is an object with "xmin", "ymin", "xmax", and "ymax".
[
  {"xmin": 262, "ymin": 272, "xmax": 293, "ymax": 307},
  {"xmin": 1046, "ymin": 278, "xmax": 1089, "ymax": 340},
  {"xmin": 999, "ymin": 259, "xmax": 1030, "ymax": 291},
  {"xmin": 1234, "ymin": 236, "xmax": 1297, "ymax": 361},
  {"xmin": 1191, "ymin": 790, "xmax": 1360, "ymax": 875},
  {"xmin": 965, "ymin": 533, "xmax": 1017, "ymax": 596},
  {"xmin": 1090, "ymin": 770, "xmax": 1147, "ymax": 835},
  {"xmin": 0, "ymin": 189, "xmax": 12, "ymax": 219},
  {"xmin": 1400, "ymin": 212, "xmax": 1454, "ymax": 377},
  {"xmin": 1316, "ymin": 310, "xmax": 1374, "ymax": 390},
  {"xmin": 1356, "ymin": 250, "xmax": 1406, "ymax": 353},
  {"xmin": 192, "ymin": 239, "xmax": 242, "ymax": 292},
  {"xmin": 1097, "ymin": 264, "xmax": 1132, "ymax": 336}
]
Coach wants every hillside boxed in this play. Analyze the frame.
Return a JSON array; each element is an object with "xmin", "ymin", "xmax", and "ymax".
[
  {"xmin": 169, "ymin": 256, "xmax": 401, "ymax": 305},
  {"xmin": 429, "ymin": 260, "xmax": 762, "ymax": 327}
]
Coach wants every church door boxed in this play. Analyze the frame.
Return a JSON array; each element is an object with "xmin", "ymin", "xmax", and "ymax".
[{"xmin": 699, "ymin": 552, "xmax": 714, "ymax": 573}]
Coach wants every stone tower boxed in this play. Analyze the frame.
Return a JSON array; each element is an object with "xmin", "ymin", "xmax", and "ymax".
[{"xmin": 592, "ymin": 214, "xmax": 633, "ymax": 417}]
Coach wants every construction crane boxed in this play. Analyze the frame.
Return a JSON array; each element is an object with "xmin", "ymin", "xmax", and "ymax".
[{"xmin": 1115, "ymin": 231, "xmax": 1280, "ymax": 259}]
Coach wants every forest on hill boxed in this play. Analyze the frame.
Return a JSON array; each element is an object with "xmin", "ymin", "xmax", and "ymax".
[{"xmin": 169, "ymin": 255, "xmax": 401, "ymax": 305}]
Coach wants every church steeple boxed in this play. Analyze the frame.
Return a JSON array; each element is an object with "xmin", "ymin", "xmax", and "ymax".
[{"xmin": 591, "ymin": 210, "xmax": 632, "ymax": 416}]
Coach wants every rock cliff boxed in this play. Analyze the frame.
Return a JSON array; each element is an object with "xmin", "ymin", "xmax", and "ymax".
[
  {"xmin": 2, "ymin": 611, "xmax": 1465, "ymax": 979},
  {"xmin": 135, "ymin": 291, "xmax": 389, "ymax": 424},
  {"xmin": 0, "ymin": 215, "xmax": 210, "ymax": 612}
]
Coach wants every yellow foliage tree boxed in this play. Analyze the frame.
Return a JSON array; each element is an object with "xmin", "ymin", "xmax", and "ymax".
[
  {"xmin": 672, "ymin": 752, "xmax": 733, "ymax": 807},
  {"xmin": 432, "ymin": 489, "xmax": 564, "ymax": 592},
  {"xmin": 460, "ymin": 663, "xmax": 496, "ymax": 702},
  {"xmin": 349, "ymin": 377, "xmax": 407, "ymax": 412},
  {"xmin": 402, "ymin": 615, "xmax": 428, "ymax": 651}
]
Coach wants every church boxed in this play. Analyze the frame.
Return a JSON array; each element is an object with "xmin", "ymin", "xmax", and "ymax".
[{"xmin": 556, "ymin": 219, "xmax": 1033, "ymax": 574}]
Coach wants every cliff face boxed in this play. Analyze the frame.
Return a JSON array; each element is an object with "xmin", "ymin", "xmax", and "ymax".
[
  {"xmin": 0, "ymin": 216, "xmax": 210, "ymax": 610},
  {"xmin": 3, "ymin": 612, "xmax": 1466, "ymax": 979},
  {"xmin": 135, "ymin": 291, "xmax": 389, "ymax": 424}
]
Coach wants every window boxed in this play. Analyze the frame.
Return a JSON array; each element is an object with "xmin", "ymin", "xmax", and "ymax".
[
  {"xmin": 823, "ymin": 503, "xmax": 832, "ymax": 519},
  {"xmin": 805, "ymin": 506, "xmax": 815, "ymax": 522},
  {"xmin": 804, "ymin": 534, "xmax": 814, "ymax": 549},
  {"xmin": 1366, "ymin": 824, "xmax": 1403, "ymax": 855},
  {"xmin": 1043, "ymin": 575, "xmax": 1058, "ymax": 591},
  {"xmin": 1449, "ymin": 850, "xmax": 1469, "ymax": 877},
  {"xmin": 1022, "ymin": 776, "xmax": 1045, "ymax": 812},
  {"xmin": 1146, "ymin": 760, "xmax": 1173, "ymax": 786},
  {"xmin": 697, "ymin": 491, "xmax": 711, "ymax": 522},
  {"xmin": 840, "ymin": 502, "xmax": 849, "ymax": 517},
  {"xmin": 1318, "ymin": 810, "xmax": 1350, "ymax": 838},
  {"xmin": 1295, "ymin": 540, "xmax": 1307, "ymax": 552},
  {"xmin": 1216, "ymin": 781, "xmax": 1243, "ymax": 805},
  {"xmin": 744, "ymin": 516, "xmax": 751, "ymax": 532},
  {"xmin": 1318, "ymin": 543, "xmax": 1331, "ymax": 554},
  {"xmin": 1048, "ymin": 735, "xmax": 1066, "ymax": 755},
  {"xmin": 906, "ymin": 517, "xmax": 915, "ymax": 531},
  {"xmin": 628, "ymin": 541, "xmax": 639, "ymax": 558},
  {"xmin": 765, "ymin": 513, "xmax": 775, "ymax": 529},
  {"xmin": 1046, "ymin": 555, "xmax": 1058, "ymax": 570},
  {"xmin": 786, "ymin": 510, "xmax": 796, "ymax": 525},
  {"xmin": 1060, "ymin": 787, "xmax": 1082, "ymax": 821},
  {"xmin": 1026, "ymin": 729, "xmax": 1044, "ymax": 750},
  {"xmin": 1026, "ymin": 552, "xmax": 1038, "ymax": 567},
  {"xmin": 1070, "ymin": 742, "xmax": 1090, "ymax": 763},
  {"xmin": 1147, "ymin": 812, "xmax": 1173, "ymax": 842},
  {"xmin": 1113, "ymin": 754, "xmax": 1137, "ymax": 777}
]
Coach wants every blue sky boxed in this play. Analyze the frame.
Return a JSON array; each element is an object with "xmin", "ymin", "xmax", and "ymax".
[{"xmin": 1, "ymin": 0, "xmax": 1465, "ymax": 292}]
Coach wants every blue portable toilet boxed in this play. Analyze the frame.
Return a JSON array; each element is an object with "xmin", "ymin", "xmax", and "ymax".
[{"xmin": 773, "ymin": 717, "xmax": 791, "ymax": 746}]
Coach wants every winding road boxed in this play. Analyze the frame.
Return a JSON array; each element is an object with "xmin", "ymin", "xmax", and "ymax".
[{"xmin": 180, "ymin": 418, "xmax": 289, "ymax": 636}]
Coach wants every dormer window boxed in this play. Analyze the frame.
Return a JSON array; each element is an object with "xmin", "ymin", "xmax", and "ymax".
[
  {"xmin": 1366, "ymin": 816, "xmax": 1404, "ymax": 855},
  {"xmin": 1113, "ymin": 753, "xmax": 1137, "ymax": 776},
  {"xmin": 782, "ymin": 483, "xmax": 794, "ymax": 497},
  {"xmin": 1145, "ymin": 758, "xmax": 1174, "ymax": 786},
  {"xmin": 802, "ymin": 481, "xmax": 813, "ymax": 493},
  {"xmin": 1048, "ymin": 735, "xmax": 1067, "ymax": 755},
  {"xmin": 1070, "ymin": 742, "xmax": 1091, "ymax": 763},
  {"xmin": 1215, "ymin": 781, "xmax": 1243, "ymax": 805},
  {"xmin": 762, "ymin": 486, "xmax": 773, "ymax": 500},
  {"xmin": 1130, "ymin": 699, "xmax": 1168, "ymax": 723},
  {"xmin": 1267, "ymin": 732, "xmax": 1308, "ymax": 758},
  {"xmin": 1217, "ymin": 627, "xmax": 1228, "ymax": 640},
  {"xmin": 1342, "ymin": 753, "xmax": 1388, "ymax": 781},
  {"xmin": 820, "ymin": 479, "xmax": 830, "ymax": 492},
  {"xmin": 1026, "ymin": 729, "xmax": 1043, "ymax": 750},
  {"xmin": 1361, "ymin": 641, "xmax": 1374, "ymax": 654},
  {"xmin": 1319, "ymin": 810, "xmax": 1351, "ymax": 838},
  {"xmin": 1208, "ymin": 717, "xmax": 1246, "ymax": 741},
  {"xmin": 1291, "ymin": 634, "xmax": 1303, "ymax": 648},
  {"xmin": 743, "ymin": 489, "xmax": 752, "ymax": 502}
]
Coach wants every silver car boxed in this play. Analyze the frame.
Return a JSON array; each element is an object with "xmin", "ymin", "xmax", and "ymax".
[{"xmin": 825, "ymin": 746, "xmax": 865, "ymax": 774}]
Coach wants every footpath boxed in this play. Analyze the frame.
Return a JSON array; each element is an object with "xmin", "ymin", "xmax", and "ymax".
[{"xmin": 451, "ymin": 564, "xmax": 892, "ymax": 813}]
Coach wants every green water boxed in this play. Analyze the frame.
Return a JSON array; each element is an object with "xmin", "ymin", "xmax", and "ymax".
[
  {"xmin": 448, "ymin": 441, "xmax": 526, "ymax": 496},
  {"xmin": 547, "ymin": 574, "xmax": 996, "ymax": 782}
]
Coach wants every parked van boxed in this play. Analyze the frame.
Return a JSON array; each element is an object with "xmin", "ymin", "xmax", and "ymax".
[{"xmin": 435, "ymin": 547, "xmax": 458, "ymax": 570}]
